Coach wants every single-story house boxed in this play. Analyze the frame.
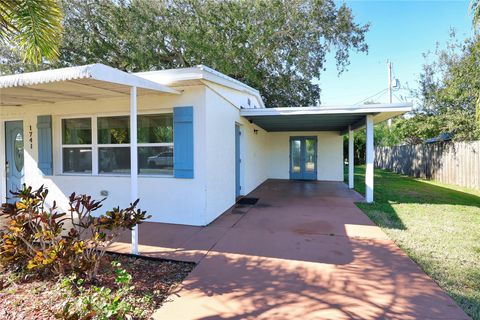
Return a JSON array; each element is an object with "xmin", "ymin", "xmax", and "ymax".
[{"xmin": 0, "ymin": 64, "xmax": 411, "ymax": 248}]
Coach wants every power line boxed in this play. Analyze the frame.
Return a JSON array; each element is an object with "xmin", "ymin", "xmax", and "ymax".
[
  {"xmin": 354, "ymin": 88, "xmax": 388, "ymax": 105},
  {"xmin": 393, "ymin": 93, "xmax": 404, "ymax": 102}
]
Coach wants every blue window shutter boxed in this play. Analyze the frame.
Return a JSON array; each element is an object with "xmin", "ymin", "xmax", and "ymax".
[
  {"xmin": 37, "ymin": 115, "xmax": 53, "ymax": 175},
  {"xmin": 173, "ymin": 106, "xmax": 194, "ymax": 178}
]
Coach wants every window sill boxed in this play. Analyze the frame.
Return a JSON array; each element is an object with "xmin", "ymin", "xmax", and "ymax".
[
  {"xmin": 56, "ymin": 173, "xmax": 175, "ymax": 179},
  {"xmin": 138, "ymin": 174, "xmax": 175, "ymax": 179}
]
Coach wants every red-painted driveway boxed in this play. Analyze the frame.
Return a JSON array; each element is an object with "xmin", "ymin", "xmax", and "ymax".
[{"xmin": 113, "ymin": 180, "xmax": 469, "ymax": 320}]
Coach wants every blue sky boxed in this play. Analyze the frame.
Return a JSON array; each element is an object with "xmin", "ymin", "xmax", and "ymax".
[{"xmin": 317, "ymin": 0, "xmax": 474, "ymax": 106}]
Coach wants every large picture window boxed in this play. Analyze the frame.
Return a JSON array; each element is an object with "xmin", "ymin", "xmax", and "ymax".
[
  {"xmin": 62, "ymin": 118, "xmax": 92, "ymax": 173},
  {"xmin": 61, "ymin": 113, "xmax": 173, "ymax": 176}
]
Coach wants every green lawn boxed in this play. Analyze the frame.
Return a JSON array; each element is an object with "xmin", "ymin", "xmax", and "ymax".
[{"xmin": 347, "ymin": 166, "xmax": 480, "ymax": 319}]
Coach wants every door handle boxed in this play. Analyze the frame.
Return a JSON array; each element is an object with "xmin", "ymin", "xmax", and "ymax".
[{"xmin": 5, "ymin": 161, "xmax": 9, "ymax": 174}]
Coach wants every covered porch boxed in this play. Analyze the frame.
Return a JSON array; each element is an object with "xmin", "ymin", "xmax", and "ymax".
[
  {"xmin": 0, "ymin": 64, "xmax": 180, "ymax": 254},
  {"xmin": 240, "ymin": 103, "xmax": 412, "ymax": 203}
]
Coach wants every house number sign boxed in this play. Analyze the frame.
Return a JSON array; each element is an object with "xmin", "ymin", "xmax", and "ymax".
[{"xmin": 29, "ymin": 125, "xmax": 33, "ymax": 149}]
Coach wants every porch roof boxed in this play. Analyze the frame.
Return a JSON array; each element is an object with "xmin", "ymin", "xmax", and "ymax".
[
  {"xmin": 240, "ymin": 103, "xmax": 412, "ymax": 133},
  {"xmin": 0, "ymin": 63, "xmax": 179, "ymax": 107}
]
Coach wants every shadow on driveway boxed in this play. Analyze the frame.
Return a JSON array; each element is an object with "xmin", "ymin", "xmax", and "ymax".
[{"xmin": 113, "ymin": 179, "xmax": 469, "ymax": 320}]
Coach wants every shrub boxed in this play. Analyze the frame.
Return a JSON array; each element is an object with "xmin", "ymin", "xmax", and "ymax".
[
  {"xmin": 67, "ymin": 192, "xmax": 150, "ymax": 280},
  {"xmin": 0, "ymin": 185, "xmax": 150, "ymax": 280},
  {"xmin": 0, "ymin": 186, "xmax": 71, "ymax": 274},
  {"xmin": 56, "ymin": 261, "xmax": 147, "ymax": 320}
]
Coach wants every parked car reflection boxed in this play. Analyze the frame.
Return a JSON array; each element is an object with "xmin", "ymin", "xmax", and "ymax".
[{"xmin": 148, "ymin": 151, "xmax": 173, "ymax": 168}]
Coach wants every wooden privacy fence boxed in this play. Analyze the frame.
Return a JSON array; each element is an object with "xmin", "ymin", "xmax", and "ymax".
[{"xmin": 375, "ymin": 141, "xmax": 480, "ymax": 190}]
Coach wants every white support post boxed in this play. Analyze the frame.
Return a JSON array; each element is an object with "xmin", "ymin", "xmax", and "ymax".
[
  {"xmin": 365, "ymin": 115, "xmax": 374, "ymax": 203},
  {"xmin": 348, "ymin": 125, "xmax": 354, "ymax": 189},
  {"xmin": 130, "ymin": 86, "xmax": 139, "ymax": 255}
]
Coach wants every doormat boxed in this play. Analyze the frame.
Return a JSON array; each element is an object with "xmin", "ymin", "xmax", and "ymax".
[{"xmin": 236, "ymin": 197, "xmax": 259, "ymax": 205}]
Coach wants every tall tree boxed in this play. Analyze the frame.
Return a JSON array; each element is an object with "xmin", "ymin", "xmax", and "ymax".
[
  {"xmin": 0, "ymin": 0, "xmax": 63, "ymax": 64},
  {"xmin": 472, "ymin": 0, "xmax": 480, "ymax": 28},
  {"xmin": 1, "ymin": 0, "xmax": 368, "ymax": 108},
  {"xmin": 393, "ymin": 32, "xmax": 480, "ymax": 144}
]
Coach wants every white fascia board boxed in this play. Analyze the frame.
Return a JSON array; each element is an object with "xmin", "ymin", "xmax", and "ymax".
[
  {"xmin": 198, "ymin": 66, "xmax": 266, "ymax": 109},
  {"xmin": 136, "ymin": 68, "xmax": 204, "ymax": 84},
  {"xmin": 0, "ymin": 63, "xmax": 179, "ymax": 94},
  {"xmin": 197, "ymin": 66, "xmax": 260, "ymax": 94},
  {"xmin": 200, "ymin": 72, "xmax": 265, "ymax": 109},
  {"xmin": 136, "ymin": 65, "xmax": 266, "ymax": 108},
  {"xmin": 240, "ymin": 103, "xmax": 413, "ymax": 116},
  {"xmin": 90, "ymin": 64, "xmax": 179, "ymax": 94},
  {"xmin": 338, "ymin": 109, "xmax": 410, "ymax": 134},
  {"xmin": 201, "ymin": 78, "xmax": 265, "ymax": 110}
]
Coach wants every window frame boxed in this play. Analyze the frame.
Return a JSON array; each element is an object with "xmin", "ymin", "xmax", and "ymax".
[
  {"xmin": 58, "ymin": 111, "xmax": 174, "ymax": 177},
  {"xmin": 61, "ymin": 116, "xmax": 94, "ymax": 175},
  {"xmin": 97, "ymin": 115, "xmax": 131, "ymax": 175}
]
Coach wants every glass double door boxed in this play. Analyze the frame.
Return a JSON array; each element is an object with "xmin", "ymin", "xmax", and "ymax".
[{"xmin": 290, "ymin": 136, "xmax": 317, "ymax": 180}]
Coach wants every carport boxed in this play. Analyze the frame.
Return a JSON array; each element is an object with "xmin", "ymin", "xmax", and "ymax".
[{"xmin": 240, "ymin": 103, "xmax": 412, "ymax": 203}]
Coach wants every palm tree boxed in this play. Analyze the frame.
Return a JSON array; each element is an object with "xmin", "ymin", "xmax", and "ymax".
[
  {"xmin": 0, "ymin": 0, "xmax": 63, "ymax": 65},
  {"xmin": 472, "ymin": 0, "xmax": 480, "ymax": 28}
]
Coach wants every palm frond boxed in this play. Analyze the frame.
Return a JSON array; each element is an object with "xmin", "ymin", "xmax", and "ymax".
[
  {"xmin": 0, "ymin": 0, "xmax": 63, "ymax": 64},
  {"xmin": 0, "ymin": 0, "xmax": 19, "ymax": 37}
]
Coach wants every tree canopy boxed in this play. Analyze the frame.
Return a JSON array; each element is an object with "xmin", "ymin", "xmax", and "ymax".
[
  {"xmin": 472, "ymin": 0, "xmax": 480, "ymax": 28},
  {"xmin": 1, "ymin": 0, "xmax": 368, "ymax": 108},
  {"xmin": 345, "ymin": 32, "xmax": 479, "ymax": 162},
  {"xmin": 392, "ymin": 33, "xmax": 480, "ymax": 144}
]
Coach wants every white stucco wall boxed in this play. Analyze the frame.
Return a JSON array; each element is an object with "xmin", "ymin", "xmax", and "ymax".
[
  {"xmin": 238, "ymin": 118, "xmax": 269, "ymax": 194},
  {"xmin": 0, "ymin": 86, "xmax": 209, "ymax": 226},
  {"xmin": 204, "ymin": 88, "xmax": 238, "ymax": 224},
  {"xmin": 267, "ymin": 131, "xmax": 344, "ymax": 181},
  {"xmin": 1, "ymin": 83, "xmax": 343, "ymax": 228},
  {"xmin": 203, "ymin": 87, "xmax": 269, "ymax": 225}
]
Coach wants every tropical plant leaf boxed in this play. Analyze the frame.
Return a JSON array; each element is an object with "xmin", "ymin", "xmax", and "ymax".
[{"xmin": 0, "ymin": 0, "xmax": 63, "ymax": 64}]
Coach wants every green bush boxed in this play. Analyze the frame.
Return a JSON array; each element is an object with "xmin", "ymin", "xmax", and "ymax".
[
  {"xmin": 56, "ymin": 261, "xmax": 148, "ymax": 320},
  {"xmin": 0, "ymin": 185, "xmax": 150, "ymax": 280}
]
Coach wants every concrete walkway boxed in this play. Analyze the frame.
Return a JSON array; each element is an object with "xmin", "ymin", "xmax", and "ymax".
[{"xmin": 113, "ymin": 180, "xmax": 469, "ymax": 320}]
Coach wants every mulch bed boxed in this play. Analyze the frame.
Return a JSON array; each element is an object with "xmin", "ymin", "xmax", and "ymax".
[{"xmin": 0, "ymin": 253, "xmax": 194, "ymax": 320}]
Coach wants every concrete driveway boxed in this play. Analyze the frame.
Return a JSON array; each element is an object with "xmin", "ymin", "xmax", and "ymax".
[{"xmin": 113, "ymin": 180, "xmax": 469, "ymax": 320}]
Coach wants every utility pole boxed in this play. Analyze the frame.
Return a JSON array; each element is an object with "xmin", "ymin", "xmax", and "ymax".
[{"xmin": 387, "ymin": 61, "xmax": 393, "ymax": 127}]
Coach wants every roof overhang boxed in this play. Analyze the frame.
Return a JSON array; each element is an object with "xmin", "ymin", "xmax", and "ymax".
[
  {"xmin": 136, "ymin": 65, "xmax": 265, "ymax": 108},
  {"xmin": 0, "ymin": 64, "xmax": 179, "ymax": 107},
  {"xmin": 240, "ymin": 103, "xmax": 412, "ymax": 133}
]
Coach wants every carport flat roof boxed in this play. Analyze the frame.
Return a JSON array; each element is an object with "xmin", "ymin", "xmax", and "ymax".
[{"xmin": 240, "ymin": 103, "xmax": 412, "ymax": 132}]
